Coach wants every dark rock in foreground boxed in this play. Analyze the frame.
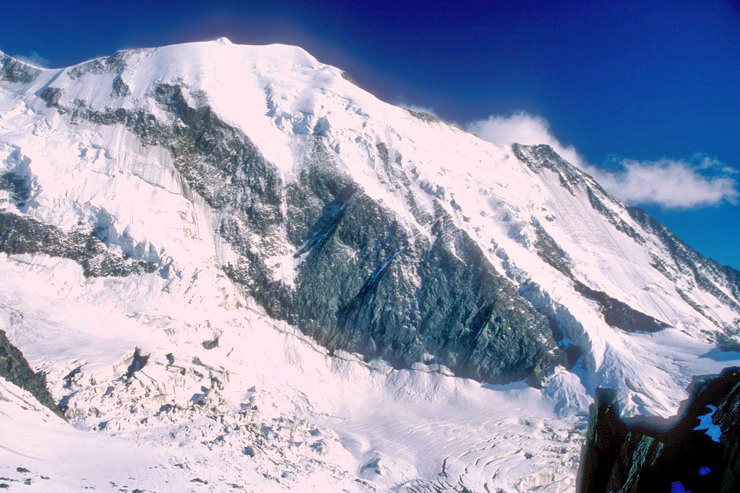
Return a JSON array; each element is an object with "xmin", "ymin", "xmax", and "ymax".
[
  {"xmin": 0, "ymin": 329, "xmax": 64, "ymax": 418},
  {"xmin": 577, "ymin": 367, "xmax": 739, "ymax": 492}
]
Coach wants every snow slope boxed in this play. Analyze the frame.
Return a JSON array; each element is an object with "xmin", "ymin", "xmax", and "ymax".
[
  {"xmin": 0, "ymin": 254, "xmax": 587, "ymax": 492},
  {"xmin": 0, "ymin": 39, "xmax": 738, "ymax": 492}
]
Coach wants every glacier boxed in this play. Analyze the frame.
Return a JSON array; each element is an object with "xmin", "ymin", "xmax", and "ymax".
[{"xmin": 0, "ymin": 39, "xmax": 738, "ymax": 492}]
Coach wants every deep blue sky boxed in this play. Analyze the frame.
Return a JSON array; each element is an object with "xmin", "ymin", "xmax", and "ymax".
[{"xmin": 3, "ymin": 0, "xmax": 739, "ymax": 268}]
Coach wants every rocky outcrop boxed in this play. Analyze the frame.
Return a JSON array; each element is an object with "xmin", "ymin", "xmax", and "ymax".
[
  {"xmin": 37, "ymin": 82, "xmax": 563, "ymax": 386},
  {"xmin": 514, "ymin": 142, "xmax": 740, "ymax": 337},
  {"xmin": 628, "ymin": 206, "xmax": 740, "ymax": 332},
  {"xmin": 0, "ymin": 329, "xmax": 63, "ymax": 418},
  {"xmin": 573, "ymin": 281, "xmax": 671, "ymax": 334},
  {"xmin": 0, "ymin": 52, "xmax": 40, "ymax": 84},
  {"xmin": 283, "ymin": 158, "xmax": 562, "ymax": 384},
  {"xmin": 529, "ymin": 204, "xmax": 670, "ymax": 334},
  {"xmin": 577, "ymin": 367, "xmax": 740, "ymax": 492},
  {"xmin": 0, "ymin": 212, "xmax": 160, "ymax": 277},
  {"xmin": 3, "ymin": 46, "xmax": 737, "ymax": 392}
]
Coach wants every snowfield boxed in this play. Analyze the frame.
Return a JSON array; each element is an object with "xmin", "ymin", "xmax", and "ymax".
[
  {"xmin": 0, "ymin": 39, "xmax": 738, "ymax": 492},
  {"xmin": 1, "ymin": 253, "xmax": 586, "ymax": 492}
]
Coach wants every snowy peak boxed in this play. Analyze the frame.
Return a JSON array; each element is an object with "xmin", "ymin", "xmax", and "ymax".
[
  {"xmin": 0, "ymin": 39, "xmax": 738, "ymax": 492},
  {"xmin": 2, "ymin": 40, "xmax": 738, "ymax": 385}
]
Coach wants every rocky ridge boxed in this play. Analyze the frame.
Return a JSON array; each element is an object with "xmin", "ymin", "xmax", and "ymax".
[
  {"xmin": 578, "ymin": 367, "xmax": 739, "ymax": 492},
  {"xmin": 0, "ymin": 40, "xmax": 738, "ymax": 491}
]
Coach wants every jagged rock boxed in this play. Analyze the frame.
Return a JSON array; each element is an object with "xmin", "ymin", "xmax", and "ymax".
[
  {"xmin": 405, "ymin": 108, "xmax": 440, "ymax": 123},
  {"xmin": 573, "ymin": 281, "xmax": 671, "ymax": 333},
  {"xmin": 126, "ymin": 348, "xmax": 150, "ymax": 378},
  {"xmin": 0, "ymin": 53, "xmax": 40, "ymax": 84},
  {"xmin": 0, "ymin": 329, "xmax": 64, "ymax": 418},
  {"xmin": 0, "ymin": 44, "xmax": 737, "ymax": 407},
  {"xmin": 628, "ymin": 206, "xmax": 740, "ymax": 317},
  {"xmin": 40, "ymin": 82, "xmax": 561, "ymax": 385},
  {"xmin": 577, "ymin": 388, "xmax": 627, "ymax": 492},
  {"xmin": 0, "ymin": 212, "xmax": 160, "ymax": 277},
  {"xmin": 577, "ymin": 367, "xmax": 740, "ymax": 492}
]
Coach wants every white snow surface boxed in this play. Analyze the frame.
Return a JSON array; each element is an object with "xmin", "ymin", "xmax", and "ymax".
[{"xmin": 0, "ymin": 40, "xmax": 738, "ymax": 492}]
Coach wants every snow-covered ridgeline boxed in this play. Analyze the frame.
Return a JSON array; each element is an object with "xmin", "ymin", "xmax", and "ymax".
[{"xmin": 0, "ymin": 40, "xmax": 738, "ymax": 491}]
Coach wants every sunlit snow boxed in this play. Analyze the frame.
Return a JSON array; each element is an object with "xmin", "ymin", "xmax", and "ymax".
[{"xmin": 0, "ymin": 39, "xmax": 738, "ymax": 492}]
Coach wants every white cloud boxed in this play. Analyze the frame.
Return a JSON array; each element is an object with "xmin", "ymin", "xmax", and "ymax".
[
  {"xmin": 466, "ymin": 111, "xmax": 738, "ymax": 209},
  {"xmin": 466, "ymin": 111, "xmax": 584, "ymax": 167},
  {"xmin": 14, "ymin": 51, "xmax": 49, "ymax": 68},
  {"xmin": 590, "ymin": 158, "xmax": 738, "ymax": 209}
]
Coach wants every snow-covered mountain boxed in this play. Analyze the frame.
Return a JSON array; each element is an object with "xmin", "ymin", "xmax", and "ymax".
[{"xmin": 0, "ymin": 39, "xmax": 737, "ymax": 492}]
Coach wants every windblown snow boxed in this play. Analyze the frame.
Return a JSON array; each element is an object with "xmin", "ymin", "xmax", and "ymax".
[{"xmin": 0, "ymin": 39, "xmax": 737, "ymax": 492}]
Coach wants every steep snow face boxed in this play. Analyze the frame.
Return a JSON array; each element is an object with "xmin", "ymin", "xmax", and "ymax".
[{"xmin": 0, "ymin": 41, "xmax": 738, "ymax": 491}]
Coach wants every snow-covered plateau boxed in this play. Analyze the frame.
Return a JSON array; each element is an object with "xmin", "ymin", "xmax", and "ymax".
[{"xmin": 0, "ymin": 39, "xmax": 738, "ymax": 492}]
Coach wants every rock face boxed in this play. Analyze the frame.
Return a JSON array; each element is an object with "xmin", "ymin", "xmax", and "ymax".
[
  {"xmin": 0, "ymin": 212, "xmax": 160, "ymax": 277},
  {"xmin": 577, "ymin": 367, "xmax": 740, "ymax": 492},
  {"xmin": 0, "ymin": 329, "xmax": 63, "ymax": 418},
  {"xmin": 0, "ymin": 42, "xmax": 738, "ymax": 411},
  {"xmin": 0, "ymin": 52, "xmax": 40, "ymax": 84},
  {"xmin": 26, "ymin": 76, "xmax": 565, "ymax": 385},
  {"xmin": 627, "ymin": 206, "xmax": 740, "ymax": 337},
  {"xmin": 0, "ymin": 39, "xmax": 739, "ymax": 493}
]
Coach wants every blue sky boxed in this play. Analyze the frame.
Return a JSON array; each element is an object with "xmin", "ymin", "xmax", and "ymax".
[{"xmin": 3, "ymin": 0, "xmax": 739, "ymax": 267}]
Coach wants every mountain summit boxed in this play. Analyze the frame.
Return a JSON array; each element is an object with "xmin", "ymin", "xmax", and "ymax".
[{"xmin": 0, "ymin": 40, "xmax": 738, "ymax": 491}]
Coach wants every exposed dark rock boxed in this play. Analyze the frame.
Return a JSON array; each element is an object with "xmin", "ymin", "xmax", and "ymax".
[
  {"xmin": 41, "ymin": 83, "xmax": 560, "ymax": 386},
  {"xmin": 512, "ymin": 143, "xmax": 584, "ymax": 196},
  {"xmin": 531, "ymin": 217, "xmax": 573, "ymax": 277},
  {"xmin": 0, "ymin": 146, "xmax": 37, "ymax": 210},
  {"xmin": 125, "ymin": 348, "xmax": 150, "ymax": 378},
  {"xmin": 39, "ymin": 86, "xmax": 62, "ymax": 108},
  {"xmin": 66, "ymin": 49, "xmax": 146, "ymax": 80},
  {"xmin": 282, "ymin": 144, "xmax": 560, "ymax": 383},
  {"xmin": 577, "ymin": 367, "xmax": 740, "ymax": 492},
  {"xmin": 585, "ymin": 188, "xmax": 645, "ymax": 244},
  {"xmin": 578, "ymin": 388, "xmax": 627, "ymax": 493},
  {"xmin": 0, "ymin": 212, "xmax": 159, "ymax": 277},
  {"xmin": 0, "ymin": 171, "xmax": 32, "ymax": 209},
  {"xmin": 531, "ymin": 217, "xmax": 670, "ymax": 334},
  {"xmin": 405, "ymin": 108, "xmax": 439, "ymax": 123},
  {"xmin": 201, "ymin": 337, "xmax": 219, "ymax": 350},
  {"xmin": 111, "ymin": 76, "xmax": 130, "ymax": 97},
  {"xmin": 62, "ymin": 366, "xmax": 82, "ymax": 389},
  {"xmin": 0, "ymin": 329, "xmax": 64, "ymax": 418},
  {"xmin": 574, "ymin": 281, "xmax": 671, "ymax": 333},
  {"xmin": 628, "ymin": 206, "xmax": 740, "ymax": 318},
  {"xmin": 0, "ymin": 53, "xmax": 40, "ymax": 84}
]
